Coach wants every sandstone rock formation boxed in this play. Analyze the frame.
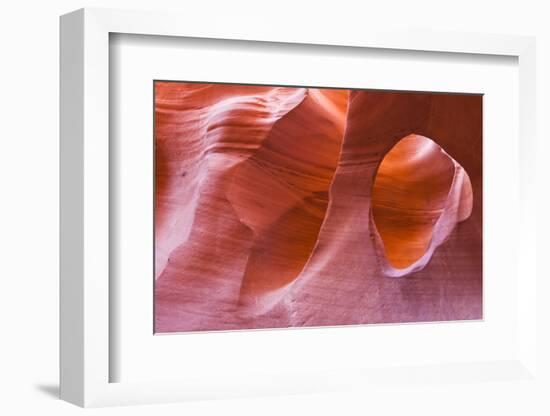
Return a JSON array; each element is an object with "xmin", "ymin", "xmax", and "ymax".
[{"xmin": 155, "ymin": 82, "xmax": 482, "ymax": 333}]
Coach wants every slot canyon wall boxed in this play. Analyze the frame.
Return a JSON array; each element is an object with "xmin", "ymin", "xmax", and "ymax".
[{"xmin": 154, "ymin": 82, "xmax": 482, "ymax": 333}]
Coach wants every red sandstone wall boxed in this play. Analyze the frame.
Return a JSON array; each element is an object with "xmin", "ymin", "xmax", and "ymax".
[{"xmin": 154, "ymin": 82, "xmax": 482, "ymax": 333}]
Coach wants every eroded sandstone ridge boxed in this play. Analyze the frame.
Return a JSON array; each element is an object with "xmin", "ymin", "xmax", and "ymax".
[{"xmin": 155, "ymin": 82, "xmax": 482, "ymax": 332}]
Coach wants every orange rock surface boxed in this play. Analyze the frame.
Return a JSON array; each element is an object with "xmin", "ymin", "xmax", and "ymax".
[{"xmin": 154, "ymin": 83, "xmax": 482, "ymax": 332}]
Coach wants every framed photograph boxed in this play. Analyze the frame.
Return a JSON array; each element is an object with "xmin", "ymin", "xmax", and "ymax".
[
  {"xmin": 152, "ymin": 81, "xmax": 483, "ymax": 334},
  {"xmin": 60, "ymin": 8, "xmax": 538, "ymax": 407}
]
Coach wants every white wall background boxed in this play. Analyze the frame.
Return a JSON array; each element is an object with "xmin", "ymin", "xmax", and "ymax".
[{"xmin": 0, "ymin": 1, "xmax": 548, "ymax": 415}]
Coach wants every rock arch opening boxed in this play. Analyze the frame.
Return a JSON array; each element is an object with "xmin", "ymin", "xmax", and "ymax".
[{"xmin": 371, "ymin": 134, "xmax": 456, "ymax": 269}]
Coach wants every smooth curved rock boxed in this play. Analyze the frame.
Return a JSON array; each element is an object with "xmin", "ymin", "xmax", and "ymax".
[
  {"xmin": 154, "ymin": 83, "xmax": 482, "ymax": 332},
  {"xmin": 372, "ymin": 134, "xmax": 472, "ymax": 274}
]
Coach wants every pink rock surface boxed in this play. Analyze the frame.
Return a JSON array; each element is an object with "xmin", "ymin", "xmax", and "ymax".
[{"xmin": 154, "ymin": 83, "xmax": 482, "ymax": 333}]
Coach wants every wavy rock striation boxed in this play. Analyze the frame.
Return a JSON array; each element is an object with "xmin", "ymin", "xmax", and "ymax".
[{"xmin": 155, "ymin": 83, "xmax": 482, "ymax": 332}]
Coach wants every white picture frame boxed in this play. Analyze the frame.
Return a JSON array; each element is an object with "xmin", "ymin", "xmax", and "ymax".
[{"xmin": 60, "ymin": 7, "xmax": 538, "ymax": 408}]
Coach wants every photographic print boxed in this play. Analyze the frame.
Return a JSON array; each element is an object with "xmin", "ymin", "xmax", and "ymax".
[{"xmin": 154, "ymin": 81, "xmax": 482, "ymax": 333}]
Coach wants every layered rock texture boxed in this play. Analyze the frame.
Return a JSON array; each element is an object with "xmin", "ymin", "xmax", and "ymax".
[{"xmin": 155, "ymin": 82, "xmax": 482, "ymax": 333}]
